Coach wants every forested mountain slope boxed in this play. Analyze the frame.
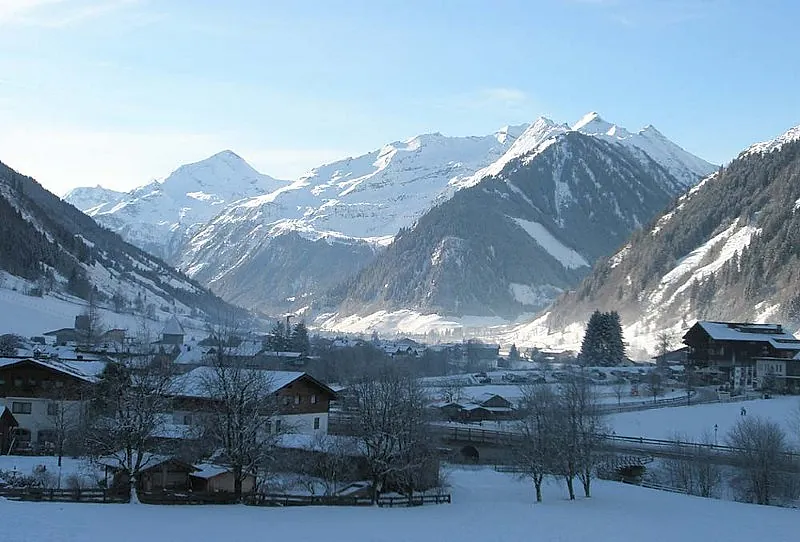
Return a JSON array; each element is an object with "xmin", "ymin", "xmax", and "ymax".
[
  {"xmin": 509, "ymin": 125, "xmax": 800, "ymax": 350},
  {"xmin": 0, "ymin": 159, "xmax": 247, "ymax": 323}
]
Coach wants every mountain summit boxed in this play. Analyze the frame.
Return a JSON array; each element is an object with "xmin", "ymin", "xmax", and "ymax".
[{"xmin": 65, "ymin": 151, "xmax": 287, "ymax": 262}]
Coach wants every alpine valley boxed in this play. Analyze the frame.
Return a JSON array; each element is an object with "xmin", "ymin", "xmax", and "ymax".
[{"xmin": 67, "ymin": 113, "xmax": 716, "ymax": 331}]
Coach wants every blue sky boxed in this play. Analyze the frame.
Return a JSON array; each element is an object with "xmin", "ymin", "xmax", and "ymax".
[{"xmin": 0, "ymin": 0, "xmax": 798, "ymax": 194}]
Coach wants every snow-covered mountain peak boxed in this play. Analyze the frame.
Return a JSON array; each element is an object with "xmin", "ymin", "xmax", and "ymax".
[
  {"xmin": 456, "ymin": 117, "xmax": 567, "ymax": 186},
  {"xmin": 66, "ymin": 150, "xmax": 290, "ymax": 262},
  {"xmin": 495, "ymin": 123, "xmax": 529, "ymax": 144},
  {"xmin": 743, "ymin": 123, "xmax": 800, "ymax": 157},
  {"xmin": 153, "ymin": 150, "xmax": 282, "ymax": 195},
  {"xmin": 573, "ymin": 111, "xmax": 633, "ymax": 139}
]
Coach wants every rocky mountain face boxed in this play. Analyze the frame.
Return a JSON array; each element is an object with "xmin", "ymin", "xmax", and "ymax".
[
  {"xmin": 0, "ymin": 159, "xmax": 246, "ymax": 323},
  {"xmin": 65, "ymin": 150, "xmax": 287, "ymax": 262},
  {"xmin": 508, "ymin": 123, "xmax": 800, "ymax": 352},
  {"xmin": 325, "ymin": 125, "xmax": 699, "ymax": 321},
  {"xmin": 175, "ymin": 126, "xmax": 533, "ymax": 314}
]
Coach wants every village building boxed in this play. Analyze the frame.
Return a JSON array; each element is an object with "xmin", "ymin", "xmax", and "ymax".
[
  {"xmin": 170, "ymin": 368, "xmax": 337, "ymax": 436},
  {"xmin": 683, "ymin": 321, "xmax": 800, "ymax": 392},
  {"xmin": 0, "ymin": 357, "xmax": 103, "ymax": 453}
]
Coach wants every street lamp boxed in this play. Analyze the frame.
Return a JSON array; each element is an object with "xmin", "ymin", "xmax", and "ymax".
[{"xmin": 714, "ymin": 423, "xmax": 718, "ymax": 446}]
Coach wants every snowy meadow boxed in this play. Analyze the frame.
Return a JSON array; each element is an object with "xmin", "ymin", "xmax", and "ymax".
[{"xmin": 1, "ymin": 467, "xmax": 798, "ymax": 542}]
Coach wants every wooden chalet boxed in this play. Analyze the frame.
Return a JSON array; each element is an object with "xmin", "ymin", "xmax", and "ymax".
[{"xmin": 683, "ymin": 321, "xmax": 800, "ymax": 391}]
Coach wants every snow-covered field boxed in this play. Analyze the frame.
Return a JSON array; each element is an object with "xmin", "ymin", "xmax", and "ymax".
[
  {"xmin": 0, "ymin": 282, "xmax": 208, "ymax": 339},
  {"xmin": 1, "ymin": 467, "xmax": 797, "ymax": 542},
  {"xmin": 610, "ymin": 396, "xmax": 800, "ymax": 443}
]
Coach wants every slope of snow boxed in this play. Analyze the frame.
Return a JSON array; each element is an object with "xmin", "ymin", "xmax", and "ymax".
[
  {"xmin": 611, "ymin": 396, "xmax": 800, "ymax": 445},
  {"xmin": 572, "ymin": 112, "xmax": 717, "ymax": 188},
  {"xmin": 2, "ymin": 467, "xmax": 798, "ymax": 542},
  {"xmin": 511, "ymin": 218, "xmax": 590, "ymax": 269},
  {"xmin": 0, "ymin": 279, "xmax": 208, "ymax": 339},
  {"xmin": 451, "ymin": 118, "xmax": 568, "ymax": 189},
  {"xmin": 316, "ymin": 309, "xmax": 511, "ymax": 336},
  {"xmin": 649, "ymin": 219, "xmax": 759, "ymax": 306},
  {"xmin": 743, "ymin": 123, "xmax": 800, "ymax": 157}
]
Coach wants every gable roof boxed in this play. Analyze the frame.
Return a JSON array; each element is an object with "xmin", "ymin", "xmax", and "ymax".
[
  {"xmin": 0, "ymin": 357, "xmax": 102, "ymax": 383},
  {"xmin": 691, "ymin": 321, "xmax": 799, "ymax": 345},
  {"xmin": 172, "ymin": 367, "xmax": 336, "ymax": 399},
  {"xmin": 162, "ymin": 316, "xmax": 185, "ymax": 337}
]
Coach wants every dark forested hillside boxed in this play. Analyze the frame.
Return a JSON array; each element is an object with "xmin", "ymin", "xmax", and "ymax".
[
  {"xmin": 543, "ymin": 137, "xmax": 800, "ymax": 334},
  {"xmin": 325, "ymin": 132, "xmax": 686, "ymax": 319},
  {"xmin": 0, "ymin": 160, "xmax": 247, "ymax": 320}
]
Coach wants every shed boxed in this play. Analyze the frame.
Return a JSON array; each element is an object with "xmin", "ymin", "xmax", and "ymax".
[{"xmin": 190, "ymin": 464, "xmax": 256, "ymax": 494}]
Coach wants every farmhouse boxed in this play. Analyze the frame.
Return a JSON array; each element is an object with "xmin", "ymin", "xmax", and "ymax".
[
  {"xmin": 170, "ymin": 368, "xmax": 337, "ymax": 436},
  {"xmin": 0, "ymin": 357, "xmax": 103, "ymax": 453}
]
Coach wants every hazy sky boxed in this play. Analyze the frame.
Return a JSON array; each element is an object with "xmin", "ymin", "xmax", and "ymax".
[{"xmin": 1, "ymin": 0, "xmax": 798, "ymax": 195}]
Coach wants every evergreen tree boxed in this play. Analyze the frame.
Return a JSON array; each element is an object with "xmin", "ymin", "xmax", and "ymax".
[
  {"xmin": 289, "ymin": 322, "xmax": 311, "ymax": 354},
  {"xmin": 579, "ymin": 310, "xmax": 626, "ymax": 366},
  {"xmin": 265, "ymin": 321, "xmax": 288, "ymax": 351}
]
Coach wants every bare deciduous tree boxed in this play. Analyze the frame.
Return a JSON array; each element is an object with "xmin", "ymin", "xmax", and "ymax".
[
  {"xmin": 663, "ymin": 430, "xmax": 720, "ymax": 498},
  {"xmin": 515, "ymin": 383, "xmax": 561, "ymax": 502},
  {"xmin": 198, "ymin": 358, "xmax": 283, "ymax": 502},
  {"xmin": 694, "ymin": 430, "xmax": 722, "ymax": 498},
  {"xmin": 727, "ymin": 416, "xmax": 788, "ymax": 505},
  {"xmin": 655, "ymin": 331, "xmax": 673, "ymax": 368},
  {"xmin": 348, "ymin": 364, "xmax": 436, "ymax": 503},
  {"xmin": 85, "ymin": 359, "xmax": 175, "ymax": 503},
  {"xmin": 82, "ymin": 292, "xmax": 105, "ymax": 345},
  {"xmin": 438, "ymin": 378, "xmax": 466, "ymax": 403},
  {"xmin": 611, "ymin": 377, "xmax": 627, "ymax": 406},
  {"xmin": 300, "ymin": 434, "xmax": 358, "ymax": 496},
  {"xmin": 645, "ymin": 370, "xmax": 663, "ymax": 404},
  {"xmin": 558, "ymin": 369, "xmax": 606, "ymax": 499}
]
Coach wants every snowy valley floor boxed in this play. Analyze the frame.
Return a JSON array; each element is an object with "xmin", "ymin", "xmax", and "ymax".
[{"xmin": 1, "ymin": 467, "xmax": 798, "ymax": 542}]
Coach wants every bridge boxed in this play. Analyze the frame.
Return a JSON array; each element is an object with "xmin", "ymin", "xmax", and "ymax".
[{"xmin": 435, "ymin": 425, "xmax": 800, "ymax": 472}]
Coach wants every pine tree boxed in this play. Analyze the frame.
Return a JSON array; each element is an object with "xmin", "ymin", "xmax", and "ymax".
[
  {"xmin": 265, "ymin": 321, "xmax": 288, "ymax": 351},
  {"xmin": 579, "ymin": 310, "xmax": 626, "ymax": 366},
  {"xmin": 289, "ymin": 322, "xmax": 310, "ymax": 354}
]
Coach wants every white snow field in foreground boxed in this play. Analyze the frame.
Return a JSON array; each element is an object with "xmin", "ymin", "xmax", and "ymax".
[
  {"xmin": 1, "ymin": 467, "xmax": 797, "ymax": 542},
  {"xmin": 611, "ymin": 396, "xmax": 800, "ymax": 443}
]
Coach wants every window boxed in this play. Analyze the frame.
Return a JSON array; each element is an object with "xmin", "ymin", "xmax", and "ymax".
[
  {"xmin": 310, "ymin": 394, "xmax": 318, "ymax": 404},
  {"xmin": 313, "ymin": 417, "xmax": 320, "ymax": 430},
  {"xmin": 47, "ymin": 403, "xmax": 59, "ymax": 416},
  {"xmin": 0, "ymin": 377, "xmax": 5, "ymax": 386},
  {"xmin": 294, "ymin": 394, "xmax": 301, "ymax": 405},
  {"xmin": 13, "ymin": 378, "xmax": 23, "ymax": 387},
  {"xmin": 275, "ymin": 419, "xmax": 282, "ymax": 433},
  {"xmin": 283, "ymin": 396, "xmax": 290, "ymax": 406},
  {"xmin": 55, "ymin": 380, "xmax": 64, "ymax": 388},
  {"xmin": 182, "ymin": 414, "xmax": 193, "ymax": 425},
  {"xmin": 12, "ymin": 401, "xmax": 32, "ymax": 415},
  {"xmin": 28, "ymin": 378, "xmax": 36, "ymax": 386}
]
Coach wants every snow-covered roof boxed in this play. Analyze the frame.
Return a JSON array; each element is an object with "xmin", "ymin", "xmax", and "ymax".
[
  {"xmin": 0, "ymin": 357, "xmax": 103, "ymax": 383},
  {"xmin": 162, "ymin": 315, "xmax": 185, "ymax": 336},
  {"xmin": 694, "ymin": 321, "xmax": 798, "ymax": 345},
  {"xmin": 173, "ymin": 367, "xmax": 306, "ymax": 398},
  {"xmin": 190, "ymin": 463, "xmax": 232, "ymax": 480}
]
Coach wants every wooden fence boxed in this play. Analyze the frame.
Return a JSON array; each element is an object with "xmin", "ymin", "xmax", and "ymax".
[
  {"xmin": 0, "ymin": 486, "xmax": 450, "ymax": 508},
  {"xmin": 248, "ymin": 493, "xmax": 451, "ymax": 508},
  {"xmin": 0, "ymin": 487, "xmax": 126, "ymax": 503}
]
